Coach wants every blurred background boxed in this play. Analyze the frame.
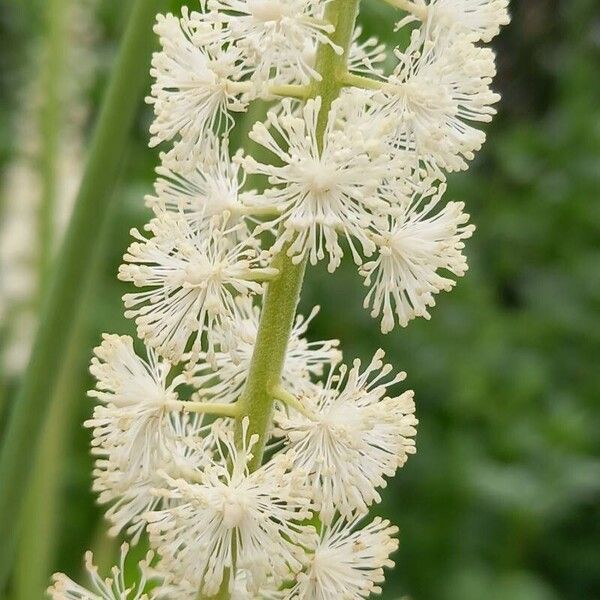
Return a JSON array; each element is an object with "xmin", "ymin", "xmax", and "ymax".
[{"xmin": 0, "ymin": 0, "xmax": 599, "ymax": 598}]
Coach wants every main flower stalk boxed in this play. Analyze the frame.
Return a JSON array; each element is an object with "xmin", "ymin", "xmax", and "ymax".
[
  {"xmin": 202, "ymin": 5, "xmax": 361, "ymax": 598},
  {"xmin": 235, "ymin": 0, "xmax": 362, "ymax": 471}
]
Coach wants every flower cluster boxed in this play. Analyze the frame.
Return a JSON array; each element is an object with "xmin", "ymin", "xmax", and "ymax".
[{"xmin": 51, "ymin": 0, "xmax": 507, "ymax": 598}]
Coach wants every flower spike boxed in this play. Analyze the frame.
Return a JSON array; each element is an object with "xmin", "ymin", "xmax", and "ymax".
[{"xmin": 67, "ymin": 0, "xmax": 508, "ymax": 596}]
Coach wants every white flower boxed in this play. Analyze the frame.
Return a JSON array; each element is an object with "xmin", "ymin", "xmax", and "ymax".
[
  {"xmin": 154, "ymin": 561, "xmax": 291, "ymax": 600},
  {"xmin": 361, "ymin": 181, "xmax": 474, "ymax": 332},
  {"xmin": 87, "ymin": 334, "xmax": 182, "ymax": 474},
  {"xmin": 147, "ymin": 419, "xmax": 317, "ymax": 596},
  {"xmin": 348, "ymin": 27, "xmax": 387, "ymax": 78},
  {"xmin": 93, "ymin": 459, "xmax": 163, "ymax": 542},
  {"xmin": 398, "ymin": 0, "xmax": 510, "ymax": 43},
  {"xmin": 147, "ymin": 135, "xmax": 259, "ymax": 229},
  {"xmin": 92, "ymin": 410, "xmax": 212, "ymax": 542},
  {"xmin": 375, "ymin": 28, "xmax": 500, "ymax": 173},
  {"xmin": 285, "ymin": 516, "xmax": 399, "ymax": 600},
  {"xmin": 274, "ymin": 350, "xmax": 417, "ymax": 522},
  {"xmin": 48, "ymin": 544, "xmax": 153, "ymax": 600},
  {"xmin": 334, "ymin": 88, "xmax": 410, "ymax": 167},
  {"xmin": 203, "ymin": 0, "xmax": 340, "ymax": 85},
  {"xmin": 148, "ymin": 10, "xmax": 253, "ymax": 163},
  {"xmin": 243, "ymin": 97, "xmax": 390, "ymax": 272},
  {"xmin": 119, "ymin": 214, "xmax": 276, "ymax": 364},
  {"xmin": 187, "ymin": 297, "xmax": 341, "ymax": 403},
  {"xmin": 87, "ymin": 334, "xmax": 215, "ymax": 539}
]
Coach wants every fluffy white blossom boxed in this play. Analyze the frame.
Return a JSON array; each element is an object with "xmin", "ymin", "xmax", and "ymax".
[
  {"xmin": 87, "ymin": 334, "xmax": 214, "ymax": 539},
  {"xmin": 187, "ymin": 298, "xmax": 341, "ymax": 402},
  {"xmin": 91, "ymin": 411, "xmax": 212, "ymax": 542},
  {"xmin": 147, "ymin": 135, "xmax": 260, "ymax": 229},
  {"xmin": 285, "ymin": 516, "xmax": 399, "ymax": 600},
  {"xmin": 274, "ymin": 349, "xmax": 417, "ymax": 522},
  {"xmin": 243, "ymin": 97, "xmax": 390, "ymax": 272},
  {"xmin": 373, "ymin": 28, "xmax": 500, "ymax": 174},
  {"xmin": 361, "ymin": 181, "xmax": 474, "ymax": 332},
  {"xmin": 119, "ymin": 214, "xmax": 275, "ymax": 363},
  {"xmin": 93, "ymin": 459, "xmax": 163, "ymax": 543},
  {"xmin": 334, "ymin": 88, "xmax": 410, "ymax": 166},
  {"xmin": 397, "ymin": 0, "xmax": 510, "ymax": 43},
  {"xmin": 87, "ymin": 334, "xmax": 183, "ymax": 472},
  {"xmin": 48, "ymin": 544, "xmax": 153, "ymax": 600},
  {"xmin": 148, "ymin": 10, "xmax": 253, "ymax": 163},
  {"xmin": 203, "ymin": 0, "xmax": 340, "ymax": 85},
  {"xmin": 148, "ymin": 575, "xmax": 197, "ymax": 600},
  {"xmin": 348, "ymin": 27, "xmax": 387, "ymax": 77},
  {"xmin": 147, "ymin": 419, "xmax": 317, "ymax": 596},
  {"xmin": 66, "ymin": 0, "xmax": 508, "ymax": 594}
]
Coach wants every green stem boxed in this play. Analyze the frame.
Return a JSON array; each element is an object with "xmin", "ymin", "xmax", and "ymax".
[
  {"xmin": 236, "ymin": 251, "xmax": 308, "ymax": 473},
  {"xmin": 0, "ymin": 0, "xmax": 164, "ymax": 589},
  {"xmin": 14, "ymin": 310, "xmax": 88, "ymax": 600},
  {"xmin": 268, "ymin": 84, "xmax": 310, "ymax": 100},
  {"xmin": 236, "ymin": 0, "xmax": 361, "ymax": 472},
  {"xmin": 14, "ymin": 193, "xmax": 126, "ymax": 600},
  {"xmin": 271, "ymin": 384, "xmax": 314, "ymax": 419},
  {"xmin": 310, "ymin": 0, "xmax": 362, "ymax": 134},
  {"xmin": 13, "ymin": 4, "xmax": 70, "ymax": 593},
  {"xmin": 38, "ymin": 0, "xmax": 66, "ymax": 294},
  {"xmin": 205, "ymin": 3, "xmax": 362, "ymax": 598},
  {"xmin": 13, "ymin": 0, "xmax": 78, "ymax": 579},
  {"xmin": 201, "ymin": 5, "xmax": 361, "ymax": 600}
]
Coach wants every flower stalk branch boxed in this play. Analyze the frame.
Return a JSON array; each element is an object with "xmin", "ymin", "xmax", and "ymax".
[
  {"xmin": 382, "ymin": 0, "xmax": 427, "ymax": 17},
  {"xmin": 270, "ymin": 385, "xmax": 313, "ymax": 419},
  {"xmin": 268, "ymin": 84, "xmax": 311, "ymax": 99}
]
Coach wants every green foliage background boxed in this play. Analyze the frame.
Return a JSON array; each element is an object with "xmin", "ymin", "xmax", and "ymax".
[{"xmin": 0, "ymin": 0, "xmax": 598, "ymax": 598}]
